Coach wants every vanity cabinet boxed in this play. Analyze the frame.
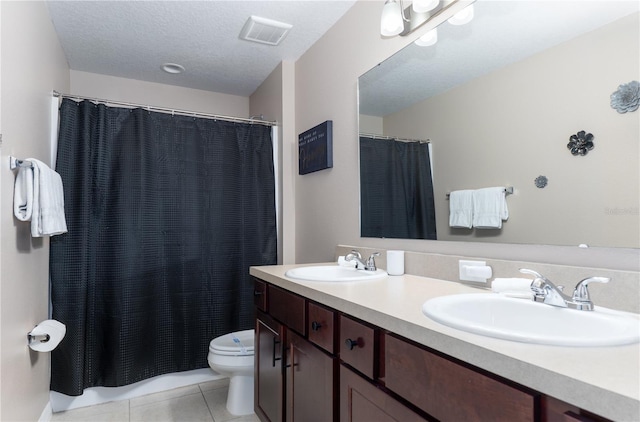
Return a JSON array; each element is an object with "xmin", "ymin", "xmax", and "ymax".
[
  {"xmin": 254, "ymin": 276, "xmax": 612, "ymax": 422},
  {"xmin": 254, "ymin": 279, "xmax": 337, "ymax": 422}
]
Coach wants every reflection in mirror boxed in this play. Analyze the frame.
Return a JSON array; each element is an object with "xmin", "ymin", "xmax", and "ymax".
[
  {"xmin": 360, "ymin": 135, "xmax": 436, "ymax": 239},
  {"xmin": 359, "ymin": 1, "xmax": 640, "ymax": 248}
]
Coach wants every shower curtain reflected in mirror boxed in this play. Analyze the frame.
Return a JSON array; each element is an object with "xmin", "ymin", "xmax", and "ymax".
[
  {"xmin": 360, "ymin": 136, "xmax": 437, "ymax": 240},
  {"xmin": 50, "ymin": 99, "xmax": 277, "ymax": 396}
]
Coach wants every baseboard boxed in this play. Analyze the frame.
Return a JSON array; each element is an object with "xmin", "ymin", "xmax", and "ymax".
[
  {"xmin": 38, "ymin": 401, "xmax": 53, "ymax": 422},
  {"xmin": 50, "ymin": 368, "xmax": 222, "ymax": 413}
]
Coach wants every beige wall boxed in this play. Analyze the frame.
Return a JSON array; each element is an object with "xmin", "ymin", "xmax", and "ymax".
[
  {"xmin": 0, "ymin": 2, "xmax": 70, "ymax": 421},
  {"xmin": 250, "ymin": 61, "xmax": 297, "ymax": 264},
  {"xmin": 383, "ymin": 13, "xmax": 639, "ymax": 248},
  {"xmin": 294, "ymin": 1, "xmax": 638, "ymax": 270},
  {"xmin": 70, "ymin": 70, "xmax": 249, "ymax": 117}
]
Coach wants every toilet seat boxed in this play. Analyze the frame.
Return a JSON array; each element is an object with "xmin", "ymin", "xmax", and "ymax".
[{"xmin": 209, "ymin": 329, "xmax": 254, "ymax": 356}]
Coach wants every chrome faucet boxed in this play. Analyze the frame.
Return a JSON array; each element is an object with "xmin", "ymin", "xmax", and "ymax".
[
  {"xmin": 520, "ymin": 269, "xmax": 609, "ymax": 311},
  {"xmin": 345, "ymin": 250, "xmax": 380, "ymax": 271}
]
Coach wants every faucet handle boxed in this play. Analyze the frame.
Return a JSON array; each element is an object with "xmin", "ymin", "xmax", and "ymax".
[
  {"xmin": 519, "ymin": 268, "xmax": 547, "ymax": 293},
  {"xmin": 366, "ymin": 252, "xmax": 380, "ymax": 270},
  {"xmin": 519, "ymin": 268, "xmax": 544, "ymax": 279},
  {"xmin": 572, "ymin": 277, "xmax": 610, "ymax": 302},
  {"xmin": 349, "ymin": 249, "xmax": 362, "ymax": 259}
]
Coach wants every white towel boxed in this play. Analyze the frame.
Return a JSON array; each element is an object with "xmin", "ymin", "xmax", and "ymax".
[
  {"xmin": 14, "ymin": 166, "xmax": 34, "ymax": 221},
  {"xmin": 472, "ymin": 187, "xmax": 509, "ymax": 229},
  {"xmin": 448, "ymin": 190, "xmax": 473, "ymax": 228},
  {"xmin": 337, "ymin": 256, "xmax": 357, "ymax": 267},
  {"xmin": 492, "ymin": 277, "xmax": 534, "ymax": 300},
  {"xmin": 491, "ymin": 278, "xmax": 532, "ymax": 293},
  {"xmin": 14, "ymin": 158, "xmax": 68, "ymax": 237}
]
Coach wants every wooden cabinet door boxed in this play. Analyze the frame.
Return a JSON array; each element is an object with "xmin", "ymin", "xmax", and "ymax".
[
  {"xmin": 256, "ymin": 312, "xmax": 285, "ymax": 422},
  {"xmin": 340, "ymin": 364, "xmax": 427, "ymax": 422},
  {"xmin": 286, "ymin": 329, "xmax": 337, "ymax": 422}
]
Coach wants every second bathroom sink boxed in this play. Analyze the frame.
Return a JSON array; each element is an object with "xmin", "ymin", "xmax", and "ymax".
[
  {"xmin": 422, "ymin": 293, "xmax": 640, "ymax": 347},
  {"xmin": 285, "ymin": 265, "xmax": 388, "ymax": 282}
]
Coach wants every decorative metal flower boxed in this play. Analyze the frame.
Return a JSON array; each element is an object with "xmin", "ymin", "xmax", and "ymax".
[
  {"xmin": 567, "ymin": 131, "xmax": 594, "ymax": 156},
  {"xmin": 534, "ymin": 175, "xmax": 548, "ymax": 189},
  {"xmin": 610, "ymin": 80, "xmax": 640, "ymax": 113}
]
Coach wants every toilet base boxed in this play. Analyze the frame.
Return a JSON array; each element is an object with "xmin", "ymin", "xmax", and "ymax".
[{"xmin": 226, "ymin": 375, "xmax": 254, "ymax": 416}]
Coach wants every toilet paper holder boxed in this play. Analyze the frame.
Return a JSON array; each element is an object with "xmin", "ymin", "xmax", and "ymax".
[
  {"xmin": 27, "ymin": 330, "xmax": 51, "ymax": 344},
  {"xmin": 27, "ymin": 319, "xmax": 66, "ymax": 352}
]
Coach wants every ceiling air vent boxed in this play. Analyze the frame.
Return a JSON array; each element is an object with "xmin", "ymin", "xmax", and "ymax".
[{"xmin": 239, "ymin": 16, "xmax": 292, "ymax": 46}]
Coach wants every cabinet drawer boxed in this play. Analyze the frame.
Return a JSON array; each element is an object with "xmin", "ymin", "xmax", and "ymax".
[
  {"xmin": 382, "ymin": 333, "xmax": 538, "ymax": 421},
  {"xmin": 253, "ymin": 278, "xmax": 267, "ymax": 312},
  {"xmin": 339, "ymin": 315, "xmax": 376, "ymax": 379},
  {"xmin": 308, "ymin": 302, "xmax": 336, "ymax": 354},
  {"xmin": 268, "ymin": 285, "xmax": 306, "ymax": 335}
]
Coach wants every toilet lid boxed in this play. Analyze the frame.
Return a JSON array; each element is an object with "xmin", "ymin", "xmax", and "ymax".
[{"xmin": 210, "ymin": 329, "xmax": 254, "ymax": 355}]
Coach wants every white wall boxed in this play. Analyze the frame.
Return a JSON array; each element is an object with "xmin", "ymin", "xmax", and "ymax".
[
  {"xmin": 0, "ymin": 2, "xmax": 70, "ymax": 420},
  {"xmin": 294, "ymin": 1, "xmax": 639, "ymax": 270}
]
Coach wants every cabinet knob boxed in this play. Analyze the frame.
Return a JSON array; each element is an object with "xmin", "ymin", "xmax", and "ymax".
[
  {"xmin": 311, "ymin": 321, "xmax": 322, "ymax": 331},
  {"xmin": 345, "ymin": 338, "xmax": 359, "ymax": 350}
]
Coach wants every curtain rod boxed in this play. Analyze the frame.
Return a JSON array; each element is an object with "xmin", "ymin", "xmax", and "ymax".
[
  {"xmin": 52, "ymin": 91, "xmax": 277, "ymax": 126},
  {"xmin": 359, "ymin": 132, "xmax": 430, "ymax": 144}
]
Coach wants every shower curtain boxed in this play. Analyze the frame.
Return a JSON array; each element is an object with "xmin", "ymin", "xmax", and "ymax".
[
  {"xmin": 360, "ymin": 136, "xmax": 437, "ymax": 240},
  {"xmin": 50, "ymin": 98, "xmax": 277, "ymax": 396}
]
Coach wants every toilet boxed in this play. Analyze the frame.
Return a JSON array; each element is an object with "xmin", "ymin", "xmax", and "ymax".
[{"xmin": 207, "ymin": 329, "xmax": 255, "ymax": 416}]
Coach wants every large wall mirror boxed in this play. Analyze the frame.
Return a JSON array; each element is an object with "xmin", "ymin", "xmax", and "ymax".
[{"xmin": 359, "ymin": 1, "xmax": 639, "ymax": 248}]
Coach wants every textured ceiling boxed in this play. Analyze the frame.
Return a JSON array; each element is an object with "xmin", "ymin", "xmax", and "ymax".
[
  {"xmin": 360, "ymin": 0, "xmax": 640, "ymax": 117},
  {"xmin": 46, "ymin": 0, "xmax": 357, "ymax": 97}
]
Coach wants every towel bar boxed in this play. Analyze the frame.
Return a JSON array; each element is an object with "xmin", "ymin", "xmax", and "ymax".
[
  {"xmin": 446, "ymin": 186, "xmax": 513, "ymax": 200},
  {"xmin": 9, "ymin": 156, "xmax": 33, "ymax": 170}
]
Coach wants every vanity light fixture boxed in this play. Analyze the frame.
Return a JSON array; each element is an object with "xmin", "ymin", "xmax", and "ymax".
[
  {"xmin": 413, "ymin": 0, "xmax": 440, "ymax": 14},
  {"xmin": 415, "ymin": 28, "xmax": 438, "ymax": 46},
  {"xmin": 381, "ymin": 0, "xmax": 405, "ymax": 36},
  {"xmin": 380, "ymin": 0, "xmax": 475, "ymax": 38}
]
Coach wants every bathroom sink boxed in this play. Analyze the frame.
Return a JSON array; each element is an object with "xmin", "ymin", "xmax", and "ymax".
[
  {"xmin": 422, "ymin": 293, "xmax": 640, "ymax": 347},
  {"xmin": 284, "ymin": 265, "xmax": 388, "ymax": 282}
]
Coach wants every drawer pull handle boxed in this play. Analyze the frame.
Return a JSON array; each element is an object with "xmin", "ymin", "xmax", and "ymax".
[
  {"xmin": 311, "ymin": 321, "xmax": 322, "ymax": 331},
  {"xmin": 272, "ymin": 338, "xmax": 281, "ymax": 367},
  {"xmin": 345, "ymin": 338, "xmax": 360, "ymax": 350},
  {"xmin": 254, "ymin": 290, "xmax": 263, "ymax": 296}
]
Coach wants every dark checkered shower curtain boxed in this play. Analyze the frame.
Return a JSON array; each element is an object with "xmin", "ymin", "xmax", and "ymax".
[
  {"xmin": 50, "ymin": 98, "xmax": 277, "ymax": 396},
  {"xmin": 360, "ymin": 136, "xmax": 437, "ymax": 240}
]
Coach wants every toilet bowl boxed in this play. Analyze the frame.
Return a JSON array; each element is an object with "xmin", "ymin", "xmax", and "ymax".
[{"xmin": 207, "ymin": 329, "xmax": 255, "ymax": 416}]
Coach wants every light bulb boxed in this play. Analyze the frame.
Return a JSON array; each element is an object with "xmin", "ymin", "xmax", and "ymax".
[
  {"xmin": 381, "ymin": 0, "xmax": 404, "ymax": 36},
  {"xmin": 414, "ymin": 28, "xmax": 438, "ymax": 47},
  {"xmin": 412, "ymin": 0, "xmax": 439, "ymax": 14},
  {"xmin": 448, "ymin": 4, "xmax": 474, "ymax": 25}
]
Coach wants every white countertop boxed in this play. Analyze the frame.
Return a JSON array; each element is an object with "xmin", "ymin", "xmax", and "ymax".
[{"xmin": 250, "ymin": 263, "xmax": 640, "ymax": 421}]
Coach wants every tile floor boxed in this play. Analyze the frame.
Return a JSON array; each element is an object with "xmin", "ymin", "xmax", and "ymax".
[{"xmin": 51, "ymin": 378, "xmax": 260, "ymax": 422}]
